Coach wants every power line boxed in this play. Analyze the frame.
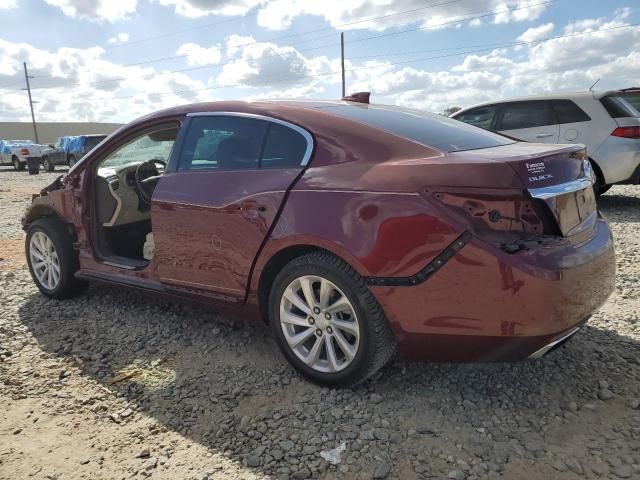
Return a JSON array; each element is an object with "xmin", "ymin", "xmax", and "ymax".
[
  {"xmin": 0, "ymin": 78, "xmax": 25, "ymax": 89},
  {"xmin": 66, "ymin": 22, "xmax": 639, "ymax": 103},
  {"xmin": 102, "ymin": 9, "xmax": 263, "ymax": 51},
  {"xmin": 121, "ymin": 30, "xmax": 339, "ymax": 68},
  {"xmin": 16, "ymin": 0, "xmax": 559, "ymax": 93}
]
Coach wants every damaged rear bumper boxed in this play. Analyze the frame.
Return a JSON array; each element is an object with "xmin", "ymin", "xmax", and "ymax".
[{"xmin": 369, "ymin": 219, "xmax": 615, "ymax": 362}]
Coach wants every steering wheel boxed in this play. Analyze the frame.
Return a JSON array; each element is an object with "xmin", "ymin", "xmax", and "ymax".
[{"xmin": 135, "ymin": 159, "xmax": 166, "ymax": 207}]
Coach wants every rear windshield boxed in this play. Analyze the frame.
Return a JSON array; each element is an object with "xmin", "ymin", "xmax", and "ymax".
[
  {"xmin": 621, "ymin": 92, "xmax": 640, "ymax": 112},
  {"xmin": 600, "ymin": 95, "xmax": 640, "ymax": 118},
  {"xmin": 319, "ymin": 103, "xmax": 515, "ymax": 152}
]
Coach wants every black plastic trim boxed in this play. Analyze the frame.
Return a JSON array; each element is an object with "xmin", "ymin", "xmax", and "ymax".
[{"xmin": 365, "ymin": 230, "xmax": 472, "ymax": 287}]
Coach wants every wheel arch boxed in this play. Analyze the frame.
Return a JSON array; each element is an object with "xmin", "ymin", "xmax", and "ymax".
[
  {"xmin": 253, "ymin": 240, "xmax": 367, "ymax": 324},
  {"xmin": 23, "ymin": 204, "xmax": 67, "ymax": 230}
]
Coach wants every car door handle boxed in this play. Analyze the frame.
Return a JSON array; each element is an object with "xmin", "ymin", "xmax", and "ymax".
[{"xmin": 535, "ymin": 133, "xmax": 554, "ymax": 138}]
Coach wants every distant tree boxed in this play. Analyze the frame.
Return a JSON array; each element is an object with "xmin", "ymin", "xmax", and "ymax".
[{"xmin": 442, "ymin": 106, "xmax": 462, "ymax": 117}]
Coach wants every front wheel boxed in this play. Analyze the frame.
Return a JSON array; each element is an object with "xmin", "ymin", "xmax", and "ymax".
[
  {"xmin": 269, "ymin": 251, "xmax": 396, "ymax": 387},
  {"xmin": 68, "ymin": 155, "xmax": 77, "ymax": 167},
  {"xmin": 26, "ymin": 217, "xmax": 88, "ymax": 299}
]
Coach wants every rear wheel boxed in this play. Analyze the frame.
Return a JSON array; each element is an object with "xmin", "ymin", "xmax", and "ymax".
[
  {"xmin": 42, "ymin": 156, "xmax": 54, "ymax": 172},
  {"xmin": 12, "ymin": 156, "xmax": 25, "ymax": 171},
  {"xmin": 26, "ymin": 217, "xmax": 88, "ymax": 299},
  {"xmin": 269, "ymin": 251, "xmax": 396, "ymax": 387}
]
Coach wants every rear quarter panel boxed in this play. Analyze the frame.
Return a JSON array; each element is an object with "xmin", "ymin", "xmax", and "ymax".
[
  {"xmin": 572, "ymin": 97, "xmax": 618, "ymax": 168},
  {"xmin": 250, "ymin": 187, "xmax": 463, "ymax": 294}
]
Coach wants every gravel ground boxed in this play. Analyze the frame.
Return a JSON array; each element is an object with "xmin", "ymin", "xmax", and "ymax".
[{"xmin": 0, "ymin": 166, "xmax": 639, "ymax": 480}]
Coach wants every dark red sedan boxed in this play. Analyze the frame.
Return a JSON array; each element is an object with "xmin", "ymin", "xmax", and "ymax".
[{"xmin": 23, "ymin": 98, "xmax": 615, "ymax": 387}]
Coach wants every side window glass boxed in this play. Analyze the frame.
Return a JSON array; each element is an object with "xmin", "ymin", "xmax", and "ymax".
[
  {"xmin": 100, "ymin": 127, "xmax": 177, "ymax": 169},
  {"xmin": 454, "ymin": 105, "xmax": 497, "ymax": 130},
  {"xmin": 261, "ymin": 123, "xmax": 308, "ymax": 168},
  {"xmin": 179, "ymin": 116, "xmax": 267, "ymax": 171},
  {"xmin": 552, "ymin": 100, "xmax": 591, "ymax": 123},
  {"xmin": 501, "ymin": 101, "xmax": 555, "ymax": 130}
]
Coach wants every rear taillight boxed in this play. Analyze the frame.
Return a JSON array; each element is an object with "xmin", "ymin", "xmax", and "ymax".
[
  {"xmin": 21, "ymin": 148, "xmax": 29, "ymax": 155},
  {"xmin": 611, "ymin": 126, "xmax": 640, "ymax": 139},
  {"xmin": 432, "ymin": 192, "xmax": 545, "ymax": 235}
]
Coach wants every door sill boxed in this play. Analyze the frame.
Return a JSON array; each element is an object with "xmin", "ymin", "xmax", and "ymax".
[
  {"xmin": 101, "ymin": 255, "xmax": 149, "ymax": 270},
  {"xmin": 75, "ymin": 269, "xmax": 244, "ymax": 305}
]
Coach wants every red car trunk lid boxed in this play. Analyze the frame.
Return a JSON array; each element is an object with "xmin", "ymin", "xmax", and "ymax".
[{"xmin": 453, "ymin": 142, "xmax": 595, "ymax": 237}]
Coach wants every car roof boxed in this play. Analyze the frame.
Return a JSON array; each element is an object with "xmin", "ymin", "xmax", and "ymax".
[
  {"xmin": 131, "ymin": 99, "xmax": 371, "ymax": 126},
  {"xmin": 453, "ymin": 90, "xmax": 623, "ymax": 115}
]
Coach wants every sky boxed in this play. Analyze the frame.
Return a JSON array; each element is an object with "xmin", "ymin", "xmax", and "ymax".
[{"xmin": 0, "ymin": 0, "xmax": 638, "ymax": 123}]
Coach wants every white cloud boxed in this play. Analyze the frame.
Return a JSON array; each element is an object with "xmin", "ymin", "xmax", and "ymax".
[
  {"xmin": 453, "ymin": 51, "xmax": 516, "ymax": 72},
  {"xmin": 0, "ymin": 0, "xmax": 16, "ymax": 9},
  {"xmin": 215, "ymin": 35, "xmax": 339, "ymax": 89},
  {"xmin": 44, "ymin": 0, "xmax": 137, "ymax": 22},
  {"xmin": 0, "ymin": 38, "xmax": 211, "ymax": 123},
  {"xmin": 517, "ymin": 22, "xmax": 554, "ymax": 42},
  {"xmin": 256, "ymin": 0, "xmax": 552, "ymax": 31},
  {"xmin": 107, "ymin": 33, "xmax": 130, "ymax": 44},
  {"xmin": 176, "ymin": 42, "xmax": 222, "ymax": 66},
  {"xmin": 493, "ymin": 0, "xmax": 547, "ymax": 24},
  {"xmin": 153, "ymin": 0, "xmax": 264, "ymax": 17}
]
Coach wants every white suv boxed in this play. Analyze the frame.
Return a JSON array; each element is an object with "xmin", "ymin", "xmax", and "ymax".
[{"xmin": 451, "ymin": 91, "xmax": 640, "ymax": 194}]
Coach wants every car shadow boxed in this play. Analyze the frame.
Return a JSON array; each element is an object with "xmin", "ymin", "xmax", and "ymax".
[
  {"xmin": 17, "ymin": 284, "xmax": 640, "ymax": 479},
  {"xmin": 598, "ymin": 193, "xmax": 640, "ymax": 223}
]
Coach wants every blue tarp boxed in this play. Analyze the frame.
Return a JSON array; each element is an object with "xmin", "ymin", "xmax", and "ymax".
[
  {"xmin": 66, "ymin": 136, "xmax": 84, "ymax": 155},
  {"xmin": 58, "ymin": 136, "xmax": 75, "ymax": 153}
]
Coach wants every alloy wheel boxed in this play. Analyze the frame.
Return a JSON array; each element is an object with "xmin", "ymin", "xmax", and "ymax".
[
  {"xmin": 29, "ymin": 231, "xmax": 61, "ymax": 290},
  {"xmin": 279, "ymin": 275, "xmax": 360, "ymax": 373}
]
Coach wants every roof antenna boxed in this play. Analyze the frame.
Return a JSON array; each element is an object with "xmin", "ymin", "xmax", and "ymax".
[{"xmin": 589, "ymin": 78, "xmax": 600, "ymax": 92}]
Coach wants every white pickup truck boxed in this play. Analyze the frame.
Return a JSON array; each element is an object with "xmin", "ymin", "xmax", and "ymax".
[{"xmin": 0, "ymin": 140, "xmax": 44, "ymax": 171}]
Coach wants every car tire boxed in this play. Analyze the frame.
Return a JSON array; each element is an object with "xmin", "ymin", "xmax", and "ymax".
[
  {"xmin": 43, "ymin": 156, "xmax": 54, "ymax": 172},
  {"xmin": 590, "ymin": 160, "xmax": 611, "ymax": 196},
  {"xmin": 26, "ymin": 217, "xmax": 88, "ymax": 299},
  {"xmin": 268, "ymin": 251, "xmax": 396, "ymax": 388},
  {"xmin": 68, "ymin": 155, "xmax": 77, "ymax": 167},
  {"xmin": 595, "ymin": 184, "xmax": 612, "ymax": 196},
  {"xmin": 13, "ymin": 156, "xmax": 25, "ymax": 171}
]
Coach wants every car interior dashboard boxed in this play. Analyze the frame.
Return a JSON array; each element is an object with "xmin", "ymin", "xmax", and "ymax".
[{"xmin": 95, "ymin": 161, "xmax": 160, "ymax": 227}]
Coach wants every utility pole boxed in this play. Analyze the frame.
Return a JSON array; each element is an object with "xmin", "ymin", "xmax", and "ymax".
[
  {"xmin": 22, "ymin": 62, "xmax": 39, "ymax": 144},
  {"xmin": 340, "ymin": 32, "xmax": 346, "ymax": 98}
]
